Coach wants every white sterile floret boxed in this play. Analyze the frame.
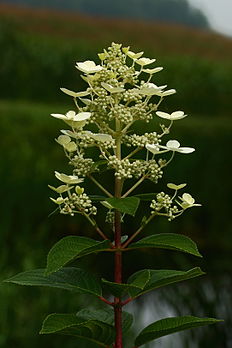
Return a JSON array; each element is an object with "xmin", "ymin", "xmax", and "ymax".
[
  {"xmin": 75, "ymin": 60, "xmax": 103, "ymax": 74},
  {"xmin": 56, "ymin": 135, "xmax": 71, "ymax": 145},
  {"xmin": 101, "ymin": 82, "xmax": 125, "ymax": 93},
  {"xmin": 55, "ymin": 171, "xmax": 84, "ymax": 184},
  {"xmin": 79, "ymin": 98, "xmax": 92, "ymax": 106},
  {"xmin": 167, "ymin": 183, "xmax": 187, "ymax": 190},
  {"xmin": 126, "ymin": 50, "xmax": 144, "ymax": 60},
  {"xmin": 145, "ymin": 143, "xmax": 161, "ymax": 155},
  {"xmin": 61, "ymin": 130, "xmax": 79, "ymax": 138},
  {"xmin": 138, "ymin": 83, "xmax": 166, "ymax": 96},
  {"xmin": 65, "ymin": 142, "xmax": 77, "ymax": 152},
  {"xmin": 160, "ymin": 89, "xmax": 176, "ymax": 96},
  {"xmin": 56, "ymin": 135, "xmax": 77, "ymax": 152},
  {"xmin": 159, "ymin": 140, "xmax": 195, "ymax": 154},
  {"xmin": 50, "ymin": 197, "xmax": 65, "ymax": 205},
  {"xmin": 60, "ymin": 88, "xmax": 90, "ymax": 98},
  {"xmin": 156, "ymin": 111, "xmax": 187, "ymax": 120},
  {"xmin": 48, "ymin": 184, "xmax": 73, "ymax": 194},
  {"xmin": 136, "ymin": 57, "xmax": 156, "ymax": 66},
  {"xmin": 178, "ymin": 193, "xmax": 202, "ymax": 209},
  {"xmin": 142, "ymin": 67, "xmax": 163, "ymax": 74},
  {"xmin": 90, "ymin": 133, "xmax": 113, "ymax": 142},
  {"xmin": 51, "ymin": 111, "xmax": 91, "ymax": 128}
]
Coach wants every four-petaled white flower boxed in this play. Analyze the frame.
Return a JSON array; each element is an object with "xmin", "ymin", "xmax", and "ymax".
[
  {"xmin": 142, "ymin": 67, "xmax": 163, "ymax": 74},
  {"xmin": 51, "ymin": 110, "xmax": 91, "ymax": 128},
  {"xmin": 159, "ymin": 140, "xmax": 195, "ymax": 153},
  {"xmin": 138, "ymin": 83, "xmax": 166, "ymax": 96},
  {"xmin": 136, "ymin": 57, "xmax": 156, "ymax": 66},
  {"xmin": 48, "ymin": 184, "xmax": 73, "ymax": 194},
  {"xmin": 50, "ymin": 197, "xmax": 65, "ymax": 205},
  {"xmin": 55, "ymin": 171, "xmax": 84, "ymax": 184},
  {"xmin": 126, "ymin": 50, "xmax": 144, "ymax": 60},
  {"xmin": 56, "ymin": 135, "xmax": 77, "ymax": 152},
  {"xmin": 167, "ymin": 183, "xmax": 187, "ymax": 190},
  {"xmin": 101, "ymin": 82, "xmax": 124, "ymax": 94},
  {"xmin": 178, "ymin": 193, "xmax": 202, "ymax": 209},
  {"xmin": 75, "ymin": 60, "xmax": 103, "ymax": 74},
  {"xmin": 146, "ymin": 140, "xmax": 195, "ymax": 154},
  {"xmin": 156, "ymin": 111, "xmax": 187, "ymax": 121},
  {"xmin": 60, "ymin": 87, "xmax": 90, "ymax": 98},
  {"xmin": 90, "ymin": 133, "xmax": 113, "ymax": 142}
]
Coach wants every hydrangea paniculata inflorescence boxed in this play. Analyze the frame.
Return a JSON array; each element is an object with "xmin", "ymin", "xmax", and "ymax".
[
  {"xmin": 5, "ymin": 43, "xmax": 221, "ymax": 348},
  {"xmin": 50, "ymin": 42, "xmax": 199, "ymax": 221}
]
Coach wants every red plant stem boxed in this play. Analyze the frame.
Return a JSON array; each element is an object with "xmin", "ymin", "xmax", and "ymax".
[
  {"xmin": 114, "ymin": 119, "xmax": 123, "ymax": 348},
  {"xmin": 121, "ymin": 297, "xmax": 133, "ymax": 307},
  {"xmin": 114, "ymin": 177, "xmax": 123, "ymax": 348},
  {"xmin": 99, "ymin": 296, "xmax": 114, "ymax": 306}
]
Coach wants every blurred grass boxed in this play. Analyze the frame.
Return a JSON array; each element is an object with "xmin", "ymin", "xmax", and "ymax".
[
  {"xmin": 1, "ymin": 5, "xmax": 232, "ymax": 116},
  {"xmin": 0, "ymin": 4, "xmax": 232, "ymax": 347}
]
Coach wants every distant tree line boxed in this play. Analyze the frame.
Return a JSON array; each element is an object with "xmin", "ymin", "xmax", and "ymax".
[{"xmin": 4, "ymin": 0, "xmax": 209, "ymax": 29}]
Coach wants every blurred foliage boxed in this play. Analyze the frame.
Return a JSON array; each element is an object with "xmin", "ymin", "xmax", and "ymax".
[
  {"xmin": 3, "ymin": 0, "xmax": 209, "ymax": 28},
  {"xmin": 0, "ymin": 10, "xmax": 232, "ymax": 116},
  {"xmin": 0, "ymin": 5, "xmax": 231, "ymax": 348}
]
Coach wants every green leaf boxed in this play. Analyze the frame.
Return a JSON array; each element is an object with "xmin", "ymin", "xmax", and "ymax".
[
  {"xmin": 135, "ymin": 316, "xmax": 222, "ymax": 346},
  {"xmin": 46, "ymin": 236, "xmax": 111, "ymax": 275},
  {"xmin": 105, "ymin": 197, "xmax": 140, "ymax": 216},
  {"xmin": 76, "ymin": 308, "xmax": 133, "ymax": 334},
  {"xmin": 4, "ymin": 267, "xmax": 102, "ymax": 297},
  {"xmin": 102, "ymin": 278, "xmax": 141, "ymax": 298},
  {"xmin": 128, "ymin": 267, "xmax": 205, "ymax": 298},
  {"xmin": 128, "ymin": 233, "xmax": 202, "ymax": 257},
  {"xmin": 40, "ymin": 313, "xmax": 114, "ymax": 347}
]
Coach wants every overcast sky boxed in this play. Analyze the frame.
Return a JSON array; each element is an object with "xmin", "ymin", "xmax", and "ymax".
[{"xmin": 188, "ymin": 0, "xmax": 232, "ymax": 36}]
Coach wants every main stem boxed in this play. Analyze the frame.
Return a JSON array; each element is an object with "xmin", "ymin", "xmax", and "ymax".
[{"xmin": 114, "ymin": 119, "xmax": 123, "ymax": 348}]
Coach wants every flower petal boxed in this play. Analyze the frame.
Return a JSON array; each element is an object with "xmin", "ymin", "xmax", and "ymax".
[
  {"xmin": 56, "ymin": 135, "xmax": 71, "ymax": 145},
  {"xmin": 146, "ymin": 143, "xmax": 161, "ymax": 154},
  {"xmin": 74, "ymin": 112, "xmax": 91, "ymax": 121},
  {"xmin": 55, "ymin": 171, "xmax": 84, "ymax": 184},
  {"xmin": 101, "ymin": 82, "xmax": 124, "ymax": 93},
  {"xmin": 60, "ymin": 88, "xmax": 90, "ymax": 98},
  {"xmin": 177, "ymin": 147, "xmax": 195, "ymax": 154},
  {"xmin": 182, "ymin": 193, "xmax": 195, "ymax": 204},
  {"xmin": 91, "ymin": 133, "xmax": 113, "ymax": 142},
  {"xmin": 64, "ymin": 141, "xmax": 77, "ymax": 152},
  {"xmin": 51, "ymin": 113, "xmax": 66, "ymax": 120},
  {"xmin": 142, "ymin": 67, "xmax": 163, "ymax": 74},
  {"xmin": 161, "ymin": 89, "xmax": 176, "ymax": 96},
  {"xmin": 166, "ymin": 140, "xmax": 180, "ymax": 149}
]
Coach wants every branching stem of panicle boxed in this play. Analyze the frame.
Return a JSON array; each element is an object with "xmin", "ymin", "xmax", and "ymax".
[
  {"xmin": 122, "ymin": 213, "xmax": 156, "ymax": 248},
  {"xmin": 82, "ymin": 212, "xmax": 111, "ymax": 243},
  {"xmin": 122, "ymin": 175, "xmax": 147, "ymax": 198},
  {"xmin": 88, "ymin": 174, "xmax": 113, "ymax": 197}
]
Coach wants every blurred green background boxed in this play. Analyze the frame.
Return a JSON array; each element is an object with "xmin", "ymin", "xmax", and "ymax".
[{"xmin": 0, "ymin": 1, "xmax": 231, "ymax": 347}]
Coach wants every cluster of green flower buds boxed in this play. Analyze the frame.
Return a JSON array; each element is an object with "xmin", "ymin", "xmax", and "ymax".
[{"xmin": 150, "ymin": 183, "xmax": 201, "ymax": 221}]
